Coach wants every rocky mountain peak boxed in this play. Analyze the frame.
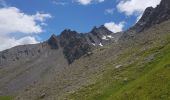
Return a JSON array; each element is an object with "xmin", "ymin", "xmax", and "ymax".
[
  {"xmin": 60, "ymin": 29, "xmax": 79, "ymax": 39},
  {"xmin": 91, "ymin": 25, "xmax": 113, "ymax": 35},
  {"xmin": 139, "ymin": 7, "xmax": 154, "ymax": 23},
  {"xmin": 136, "ymin": 0, "xmax": 170, "ymax": 32},
  {"xmin": 0, "ymin": 26, "xmax": 122, "ymax": 65},
  {"xmin": 90, "ymin": 25, "xmax": 112, "ymax": 38},
  {"xmin": 57, "ymin": 29, "xmax": 90, "ymax": 64},
  {"xmin": 131, "ymin": 7, "xmax": 154, "ymax": 33},
  {"xmin": 121, "ymin": 0, "xmax": 170, "ymax": 40},
  {"xmin": 91, "ymin": 25, "xmax": 106, "ymax": 31},
  {"xmin": 160, "ymin": 0, "xmax": 170, "ymax": 8},
  {"xmin": 47, "ymin": 34, "xmax": 59, "ymax": 49},
  {"xmin": 49, "ymin": 34, "xmax": 57, "ymax": 40}
]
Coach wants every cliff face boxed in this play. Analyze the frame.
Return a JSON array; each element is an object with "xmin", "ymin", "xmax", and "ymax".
[
  {"xmin": 138, "ymin": 0, "xmax": 170, "ymax": 31},
  {"xmin": 120, "ymin": 0, "xmax": 170, "ymax": 40},
  {"xmin": 59, "ymin": 29, "xmax": 90, "ymax": 64}
]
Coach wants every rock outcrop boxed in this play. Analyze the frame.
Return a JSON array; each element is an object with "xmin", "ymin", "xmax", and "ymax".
[{"xmin": 120, "ymin": 0, "xmax": 170, "ymax": 40}]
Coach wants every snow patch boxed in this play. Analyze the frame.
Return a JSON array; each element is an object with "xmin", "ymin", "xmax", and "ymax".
[
  {"xmin": 99, "ymin": 43, "xmax": 103, "ymax": 46},
  {"xmin": 92, "ymin": 43, "xmax": 96, "ymax": 46},
  {"xmin": 107, "ymin": 35, "xmax": 114, "ymax": 39},
  {"xmin": 102, "ymin": 35, "xmax": 109, "ymax": 40}
]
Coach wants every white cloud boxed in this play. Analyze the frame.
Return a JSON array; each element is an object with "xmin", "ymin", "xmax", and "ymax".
[
  {"xmin": 105, "ymin": 8, "xmax": 114, "ymax": 15},
  {"xmin": 52, "ymin": 1, "xmax": 67, "ymax": 6},
  {"xmin": 17, "ymin": 36, "xmax": 38, "ymax": 45},
  {"xmin": 117, "ymin": 0, "xmax": 161, "ymax": 16},
  {"xmin": 0, "ymin": 7, "xmax": 51, "ymax": 51},
  {"xmin": 104, "ymin": 22, "xmax": 125, "ymax": 33},
  {"xmin": 0, "ymin": 36, "xmax": 38, "ymax": 51},
  {"xmin": 33, "ymin": 12, "xmax": 52, "ymax": 22},
  {"xmin": 77, "ymin": 0, "xmax": 92, "ymax": 5},
  {"xmin": 76, "ymin": 0, "xmax": 104, "ymax": 5},
  {"xmin": 0, "ymin": 7, "xmax": 51, "ymax": 35}
]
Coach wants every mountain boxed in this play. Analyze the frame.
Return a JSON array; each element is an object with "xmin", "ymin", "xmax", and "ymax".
[
  {"xmin": 85, "ymin": 25, "xmax": 122, "ymax": 46},
  {"xmin": 0, "ymin": 24, "xmax": 121, "ymax": 97},
  {"xmin": 120, "ymin": 0, "xmax": 170, "ymax": 40},
  {"xmin": 1, "ymin": 0, "xmax": 170, "ymax": 100},
  {"xmin": 0, "ymin": 25, "xmax": 121, "ymax": 65}
]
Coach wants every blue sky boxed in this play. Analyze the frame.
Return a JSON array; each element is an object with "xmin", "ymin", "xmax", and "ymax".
[
  {"xmin": 4, "ymin": 0, "xmax": 137, "ymax": 39},
  {"xmin": 0, "ymin": 0, "xmax": 161, "ymax": 51}
]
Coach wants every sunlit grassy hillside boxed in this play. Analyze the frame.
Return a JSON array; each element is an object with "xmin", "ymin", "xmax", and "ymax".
[{"xmin": 67, "ymin": 26, "xmax": 170, "ymax": 100}]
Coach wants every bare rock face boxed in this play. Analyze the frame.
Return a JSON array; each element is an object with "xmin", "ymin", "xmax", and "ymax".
[
  {"xmin": 58, "ymin": 26, "xmax": 123, "ymax": 63},
  {"xmin": 0, "ymin": 25, "xmax": 119, "ymax": 66},
  {"xmin": 140, "ymin": 0, "xmax": 170, "ymax": 31},
  {"xmin": 120, "ymin": 0, "xmax": 170, "ymax": 40},
  {"xmin": 0, "ymin": 44, "xmax": 45, "ymax": 67},
  {"xmin": 47, "ymin": 34, "xmax": 59, "ymax": 49},
  {"xmin": 90, "ymin": 25, "xmax": 113, "ymax": 36},
  {"xmin": 133, "ymin": 7, "xmax": 155, "ymax": 33},
  {"xmin": 59, "ymin": 29, "xmax": 91, "ymax": 64},
  {"xmin": 85, "ymin": 25, "xmax": 123, "ymax": 46}
]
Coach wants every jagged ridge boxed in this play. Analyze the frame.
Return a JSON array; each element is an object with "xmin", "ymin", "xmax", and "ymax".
[{"xmin": 121, "ymin": 0, "xmax": 170, "ymax": 40}]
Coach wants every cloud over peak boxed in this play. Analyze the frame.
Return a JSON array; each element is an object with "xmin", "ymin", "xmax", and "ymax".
[
  {"xmin": 117, "ymin": 0, "xmax": 161, "ymax": 16},
  {"xmin": 104, "ymin": 22, "xmax": 125, "ymax": 33},
  {"xmin": 0, "ymin": 7, "xmax": 51, "ymax": 51},
  {"xmin": 0, "ymin": 7, "xmax": 51, "ymax": 35}
]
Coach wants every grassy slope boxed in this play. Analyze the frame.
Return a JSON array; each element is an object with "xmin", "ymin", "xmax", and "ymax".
[
  {"xmin": 67, "ymin": 33, "xmax": 170, "ymax": 100},
  {"xmin": 0, "ymin": 96, "xmax": 13, "ymax": 100}
]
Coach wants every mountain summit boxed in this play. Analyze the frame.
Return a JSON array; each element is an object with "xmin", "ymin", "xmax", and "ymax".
[
  {"xmin": 121, "ymin": 0, "xmax": 170, "ymax": 40},
  {"xmin": 47, "ymin": 34, "xmax": 59, "ymax": 49},
  {"xmin": 1, "ymin": 0, "xmax": 170, "ymax": 99},
  {"xmin": 136, "ymin": 0, "xmax": 170, "ymax": 31}
]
